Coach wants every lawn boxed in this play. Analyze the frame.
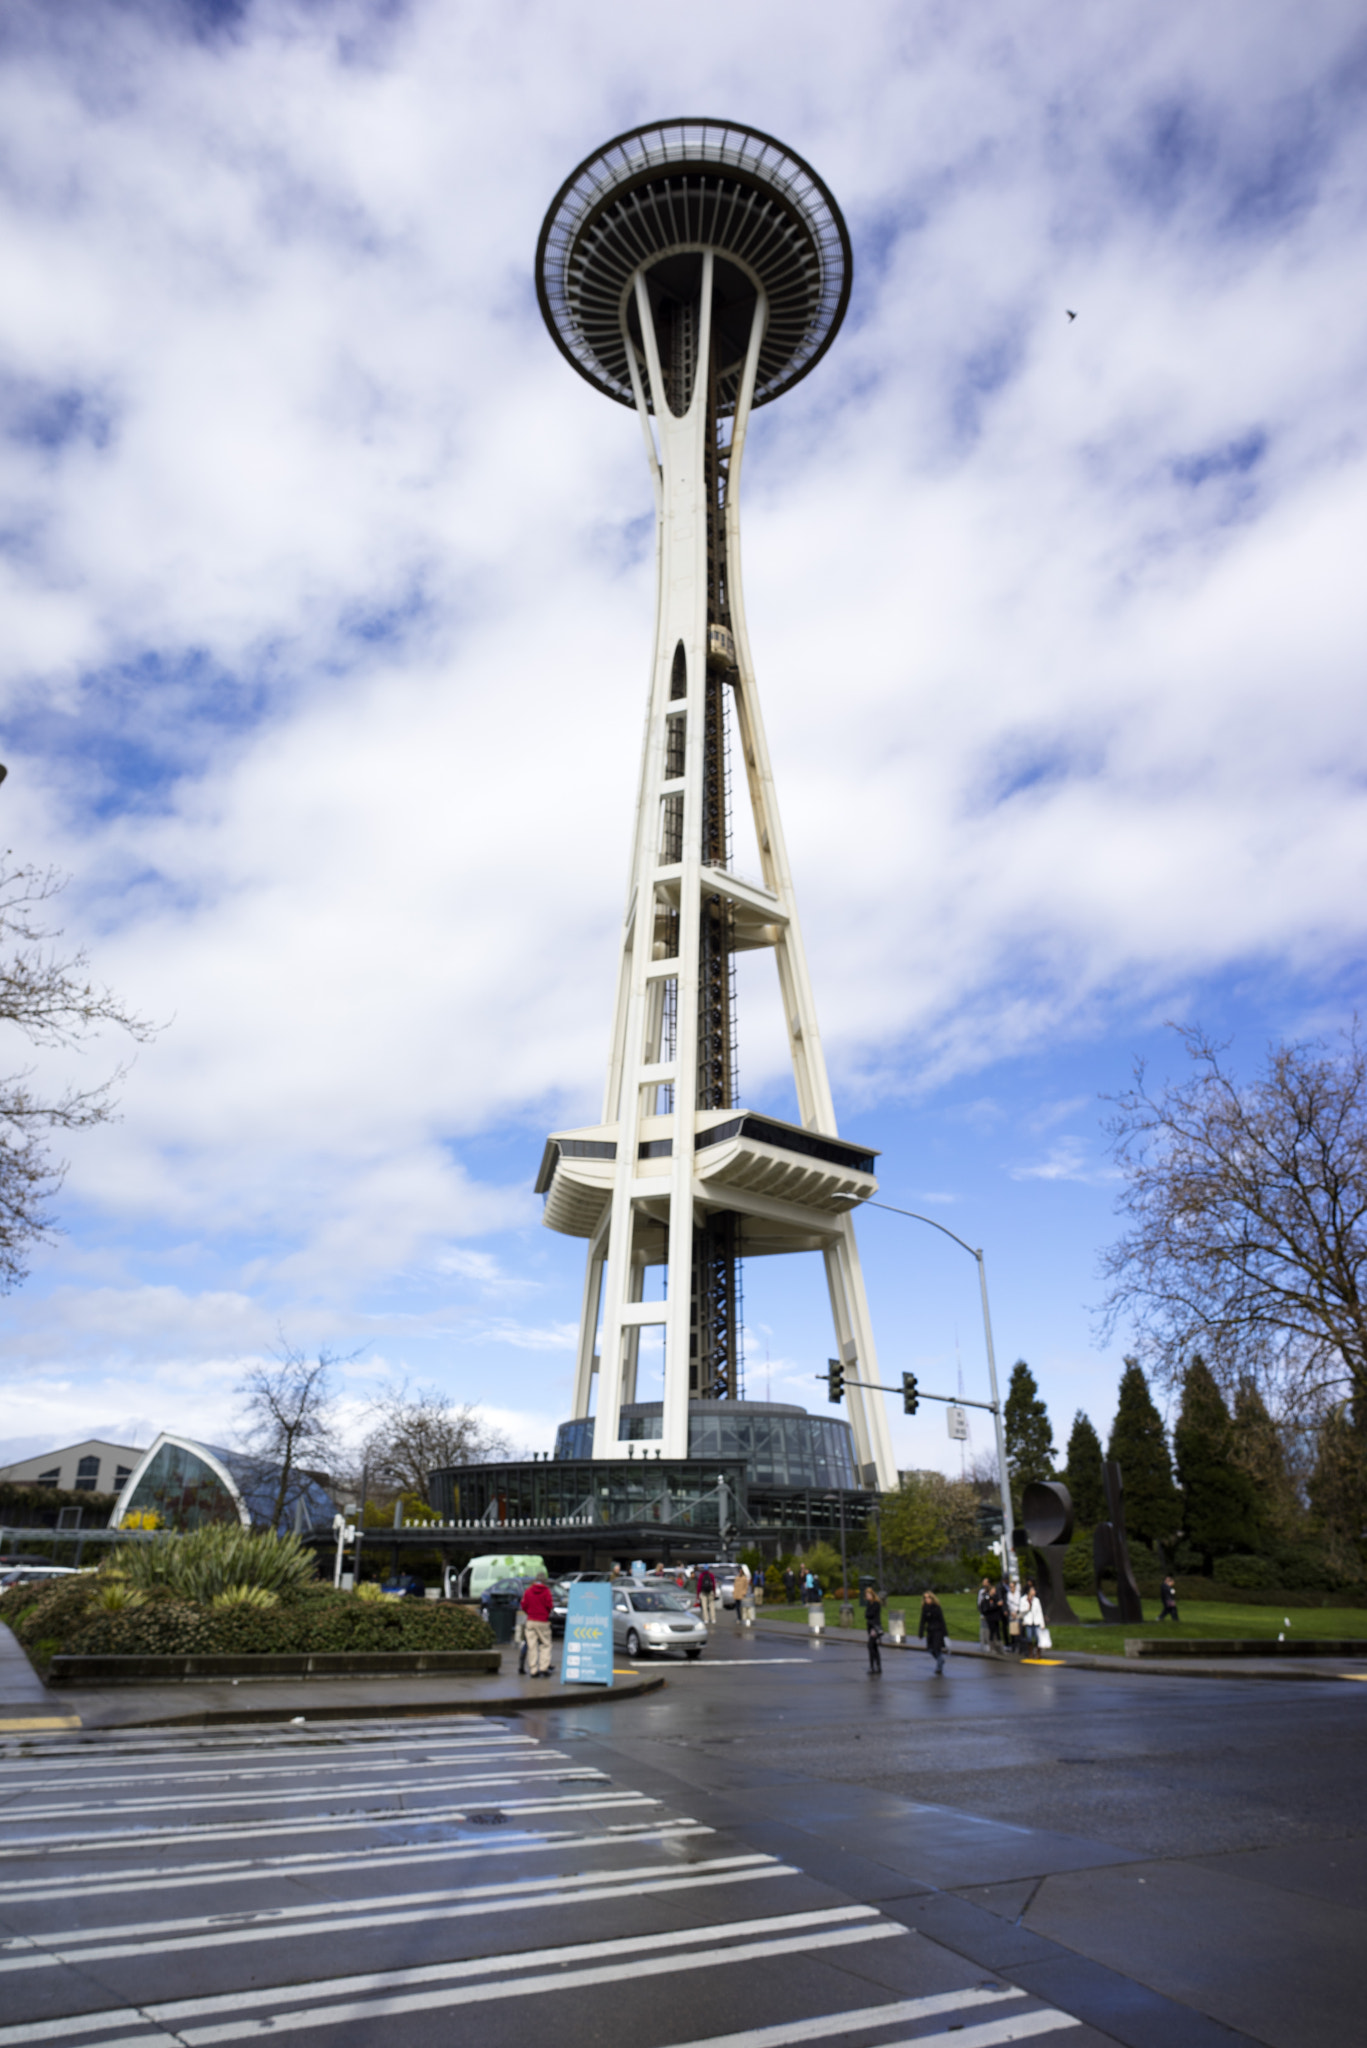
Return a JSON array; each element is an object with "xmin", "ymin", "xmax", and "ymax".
[{"xmin": 756, "ymin": 1595, "xmax": 1367, "ymax": 1657}]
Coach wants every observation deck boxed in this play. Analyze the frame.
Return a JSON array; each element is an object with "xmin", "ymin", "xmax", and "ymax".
[
  {"xmin": 536, "ymin": 1107, "xmax": 878, "ymax": 1254},
  {"xmin": 535, "ymin": 117, "xmax": 852, "ymax": 414}
]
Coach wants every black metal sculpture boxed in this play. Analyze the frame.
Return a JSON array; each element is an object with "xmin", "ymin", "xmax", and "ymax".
[
  {"xmin": 1092, "ymin": 1459, "xmax": 1144, "ymax": 1624},
  {"xmin": 1018, "ymin": 1480, "xmax": 1081, "ymax": 1626}
]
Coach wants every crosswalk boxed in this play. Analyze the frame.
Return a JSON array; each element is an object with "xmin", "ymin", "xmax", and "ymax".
[{"xmin": 0, "ymin": 1718, "xmax": 1097, "ymax": 2048}]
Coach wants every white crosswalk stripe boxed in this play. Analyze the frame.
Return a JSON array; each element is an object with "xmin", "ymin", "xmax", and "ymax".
[{"xmin": 0, "ymin": 1716, "xmax": 1088, "ymax": 2048}]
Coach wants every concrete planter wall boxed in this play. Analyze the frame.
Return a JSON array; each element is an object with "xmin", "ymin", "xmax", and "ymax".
[{"xmin": 47, "ymin": 1649, "xmax": 503, "ymax": 1685}]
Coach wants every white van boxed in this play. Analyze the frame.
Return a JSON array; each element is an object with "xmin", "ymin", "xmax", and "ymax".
[{"xmin": 444, "ymin": 1553, "xmax": 547, "ymax": 1602}]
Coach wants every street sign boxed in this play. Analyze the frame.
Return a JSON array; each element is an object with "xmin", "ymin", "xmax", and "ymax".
[
  {"xmin": 946, "ymin": 1404, "xmax": 968, "ymax": 1440},
  {"xmin": 562, "ymin": 1581, "xmax": 614, "ymax": 1687}
]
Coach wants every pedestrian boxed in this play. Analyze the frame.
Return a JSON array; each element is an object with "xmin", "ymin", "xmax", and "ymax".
[
  {"xmin": 1005, "ymin": 1578, "xmax": 1023, "ymax": 1654},
  {"xmin": 983, "ymin": 1578, "xmax": 1006, "ymax": 1653},
  {"xmin": 1159, "ymin": 1574, "xmax": 1180, "ymax": 1623},
  {"xmin": 514, "ymin": 1603, "xmax": 528, "ymax": 1676},
  {"xmin": 784, "ymin": 1566, "xmax": 798, "ymax": 1606},
  {"xmin": 1021, "ymin": 1581, "xmax": 1044, "ymax": 1651},
  {"xmin": 917, "ymin": 1589, "xmax": 949, "ymax": 1676},
  {"xmin": 519, "ymin": 1571, "xmax": 556, "ymax": 1679},
  {"xmin": 733, "ymin": 1561, "xmax": 753, "ymax": 1627},
  {"xmin": 696, "ymin": 1563, "xmax": 718, "ymax": 1626},
  {"xmin": 976, "ymin": 1577, "xmax": 994, "ymax": 1648},
  {"xmin": 863, "ymin": 1583, "xmax": 883, "ymax": 1675}
]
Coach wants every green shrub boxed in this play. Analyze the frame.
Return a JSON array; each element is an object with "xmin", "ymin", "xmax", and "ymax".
[
  {"xmin": 91, "ymin": 1581, "xmax": 147, "ymax": 1613},
  {"xmin": 3, "ymin": 1570, "xmax": 493, "ymax": 1664},
  {"xmin": 121, "ymin": 1525, "xmax": 319, "ymax": 1602},
  {"xmin": 65, "ymin": 1597, "xmax": 213, "ymax": 1659},
  {"xmin": 1063, "ymin": 1529, "xmax": 1093, "ymax": 1588},
  {"xmin": 1, "ymin": 1573, "xmax": 101, "ymax": 1648},
  {"xmin": 1215, "ymin": 1554, "xmax": 1278, "ymax": 1590},
  {"xmin": 794, "ymin": 1542, "xmax": 843, "ymax": 1588},
  {"xmin": 210, "ymin": 1585, "xmax": 279, "ymax": 1610}
]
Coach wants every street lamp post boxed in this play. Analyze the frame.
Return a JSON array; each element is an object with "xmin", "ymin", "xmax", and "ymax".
[{"xmin": 862, "ymin": 1200, "xmax": 1015, "ymax": 1578}]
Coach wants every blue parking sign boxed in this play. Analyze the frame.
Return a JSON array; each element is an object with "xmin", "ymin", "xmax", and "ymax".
[{"xmin": 562, "ymin": 1581, "xmax": 614, "ymax": 1687}]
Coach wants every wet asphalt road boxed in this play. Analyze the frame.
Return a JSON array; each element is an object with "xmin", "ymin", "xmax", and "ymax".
[{"xmin": 0, "ymin": 1624, "xmax": 1361, "ymax": 2048}]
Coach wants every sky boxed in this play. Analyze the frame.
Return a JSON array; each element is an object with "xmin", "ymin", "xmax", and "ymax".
[{"xmin": 1, "ymin": 0, "xmax": 1365, "ymax": 1479}]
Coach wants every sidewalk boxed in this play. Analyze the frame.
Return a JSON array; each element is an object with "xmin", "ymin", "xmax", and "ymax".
[
  {"xmin": 0, "ymin": 1624, "xmax": 661, "ymax": 1732},
  {"xmin": 748, "ymin": 1613, "xmax": 1367, "ymax": 1682}
]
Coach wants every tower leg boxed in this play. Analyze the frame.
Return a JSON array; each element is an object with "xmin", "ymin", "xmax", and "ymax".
[{"xmin": 823, "ymin": 1218, "xmax": 897, "ymax": 1488}]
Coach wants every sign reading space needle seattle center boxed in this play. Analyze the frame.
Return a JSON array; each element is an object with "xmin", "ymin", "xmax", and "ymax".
[{"xmin": 533, "ymin": 120, "xmax": 896, "ymax": 1489}]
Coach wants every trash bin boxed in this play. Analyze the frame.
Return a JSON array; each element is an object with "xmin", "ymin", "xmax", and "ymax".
[{"xmin": 483, "ymin": 1587, "xmax": 523, "ymax": 1644}]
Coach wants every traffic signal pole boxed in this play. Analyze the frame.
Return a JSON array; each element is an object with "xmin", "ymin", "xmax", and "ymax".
[{"xmin": 820, "ymin": 1200, "xmax": 1017, "ymax": 1579}]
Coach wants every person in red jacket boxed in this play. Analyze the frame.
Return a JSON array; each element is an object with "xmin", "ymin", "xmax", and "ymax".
[{"xmin": 520, "ymin": 1573, "xmax": 555, "ymax": 1678}]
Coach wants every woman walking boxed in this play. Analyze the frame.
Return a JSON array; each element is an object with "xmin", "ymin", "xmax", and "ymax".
[
  {"xmin": 917, "ymin": 1589, "xmax": 950, "ymax": 1677},
  {"xmin": 863, "ymin": 1583, "xmax": 883, "ymax": 1676}
]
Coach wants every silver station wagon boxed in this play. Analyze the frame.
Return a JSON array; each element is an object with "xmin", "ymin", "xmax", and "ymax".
[{"xmin": 613, "ymin": 1583, "xmax": 707, "ymax": 1660}]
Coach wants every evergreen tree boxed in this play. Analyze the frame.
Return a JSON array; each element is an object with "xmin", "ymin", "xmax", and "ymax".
[
  {"xmin": 1061, "ymin": 1411, "xmax": 1106, "ymax": 1525},
  {"xmin": 1308, "ymin": 1407, "xmax": 1367, "ymax": 1575},
  {"xmin": 1173, "ymin": 1357, "xmax": 1260, "ymax": 1573},
  {"xmin": 1005, "ymin": 1360, "xmax": 1056, "ymax": 1496},
  {"xmin": 1230, "ymin": 1382, "xmax": 1299, "ymax": 1540},
  {"xmin": 1107, "ymin": 1357, "xmax": 1182, "ymax": 1548}
]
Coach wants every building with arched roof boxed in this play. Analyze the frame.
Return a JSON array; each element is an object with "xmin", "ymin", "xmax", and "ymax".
[{"xmin": 109, "ymin": 1432, "xmax": 335, "ymax": 1536}]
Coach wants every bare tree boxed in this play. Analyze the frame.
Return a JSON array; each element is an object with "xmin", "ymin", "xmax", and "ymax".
[
  {"xmin": 360, "ymin": 1380, "xmax": 511, "ymax": 1503},
  {"xmin": 237, "ymin": 1345, "xmax": 346, "ymax": 1531},
  {"xmin": 0, "ymin": 859, "xmax": 155, "ymax": 1290},
  {"xmin": 1099, "ymin": 1022, "xmax": 1367, "ymax": 1424}
]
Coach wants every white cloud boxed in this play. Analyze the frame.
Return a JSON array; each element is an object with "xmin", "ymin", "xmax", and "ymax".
[
  {"xmin": 0, "ymin": 0, "xmax": 1362, "ymax": 1419},
  {"xmin": 1009, "ymin": 1141, "xmax": 1121, "ymax": 1186}
]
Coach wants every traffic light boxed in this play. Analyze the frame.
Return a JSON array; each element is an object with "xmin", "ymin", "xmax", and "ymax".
[
  {"xmin": 902, "ymin": 1372, "xmax": 920, "ymax": 1415},
  {"xmin": 827, "ymin": 1358, "xmax": 845, "ymax": 1404}
]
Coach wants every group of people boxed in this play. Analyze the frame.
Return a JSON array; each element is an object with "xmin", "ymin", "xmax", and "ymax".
[
  {"xmin": 976, "ymin": 1574, "xmax": 1047, "ymax": 1653},
  {"xmin": 861, "ymin": 1584, "xmax": 950, "ymax": 1676}
]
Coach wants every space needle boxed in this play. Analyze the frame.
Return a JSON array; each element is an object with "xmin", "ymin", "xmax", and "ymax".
[{"xmin": 534, "ymin": 120, "xmax": 896, "ymax": 1490}]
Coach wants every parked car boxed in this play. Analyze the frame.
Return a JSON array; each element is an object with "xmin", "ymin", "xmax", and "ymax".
[
  {"xmin": 444, "ymin": 1553, "xmax": 548, "ymax": 1602},
  {"xmin": 0, "ymin": 1563, "xmax": 84, "ymax": 1589},
  {"xmin": 612, "ymin": 1583, "xmax": 707, "ymax": 1660}
]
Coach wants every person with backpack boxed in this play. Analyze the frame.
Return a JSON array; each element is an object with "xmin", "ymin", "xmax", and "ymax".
[
  {"xmin": 696, "ymin": 1564, "xmax": 717, "ymax": 1626},
  {"xmin": 917, "ymin": 1589, "xmax": 950, "ymax": 1677}
]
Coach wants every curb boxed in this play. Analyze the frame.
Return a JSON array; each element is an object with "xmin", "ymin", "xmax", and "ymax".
[
  {"xmin": 747, "ymin": 1619, "xmax": 1364, "ymax": 1682},
  {"xmin": 5, "ymin": 1672, "xmax": 668, "ymax": 1734}
]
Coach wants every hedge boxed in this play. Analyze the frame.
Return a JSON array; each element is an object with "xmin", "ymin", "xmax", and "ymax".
[{"xmin": 0, "ymin": 1576, "xmax": 493, "ymax": 1671}]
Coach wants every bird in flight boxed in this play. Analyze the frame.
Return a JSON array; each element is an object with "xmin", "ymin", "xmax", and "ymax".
[{"xmin": 1066, "ymin": 309, "xmax": 1077, "ymax": 321}]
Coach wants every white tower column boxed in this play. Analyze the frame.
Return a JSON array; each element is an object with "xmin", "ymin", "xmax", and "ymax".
[{"xmin": 534, "ymin": 118, "xmax": 898, "ymax": 1491}]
